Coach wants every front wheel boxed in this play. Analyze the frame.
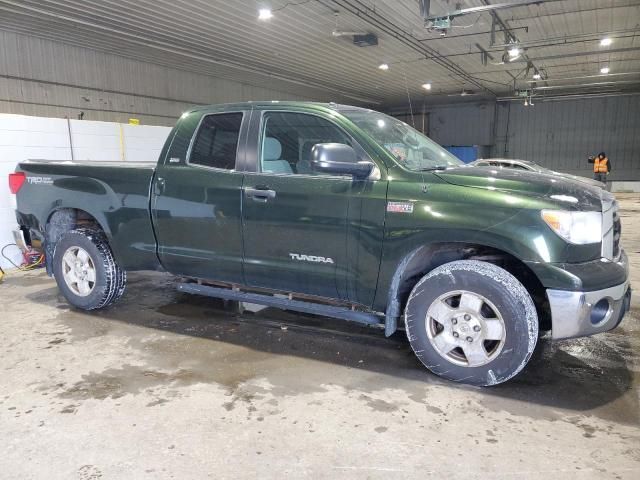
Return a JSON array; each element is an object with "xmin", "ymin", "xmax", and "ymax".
[
  {"xmin": 404, "ymin": 260, "xmax": 538, "ymax": 386},
  {"xmin": 53, "ymin": 228, "xmax": 126, "ymax": 310}
]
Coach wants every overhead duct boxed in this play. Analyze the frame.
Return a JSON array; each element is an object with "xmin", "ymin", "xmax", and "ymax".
[
  {"xmin": 331, "ymin": 11, "xmax": 378, "ymax": 46},
  {"xmin": 353, "ymin": 33, "xmax": 378, "ymax": 47},
  {"xmin": 331, "ymin": 30, "xmax": 378, "ymax": 46}
]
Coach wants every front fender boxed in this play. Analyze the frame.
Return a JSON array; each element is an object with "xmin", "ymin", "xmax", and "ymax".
[{"xmin": 373, "ymin": 180, "xmax": 578, "ymax": 332}]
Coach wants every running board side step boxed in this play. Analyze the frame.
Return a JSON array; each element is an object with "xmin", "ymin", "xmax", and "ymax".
[{"xmin": 177, "ymin": 282, "xmax": 384, "ymax": 327}]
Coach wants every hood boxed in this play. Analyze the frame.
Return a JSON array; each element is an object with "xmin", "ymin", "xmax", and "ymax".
[
  {"xmin": 553, "ymin": 172, "xmax": 605, "ymax": 189},
  {"xmin": 435, "ymin": 166, "xmax": 604, "ymax": 209}
]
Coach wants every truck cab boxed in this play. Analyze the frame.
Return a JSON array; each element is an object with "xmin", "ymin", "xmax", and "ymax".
[{"xmin": 152, "ymin": 103, "xmax": 388, "ymax": 307}]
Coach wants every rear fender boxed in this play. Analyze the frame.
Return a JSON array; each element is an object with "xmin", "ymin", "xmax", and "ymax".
[{"xmin": 44, "ymin": 207, "xmax": 113, "ymax": 275}]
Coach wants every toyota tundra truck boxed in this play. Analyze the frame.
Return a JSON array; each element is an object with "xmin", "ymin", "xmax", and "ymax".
[{"xmin": 10, "ymin": 102, "xmax": 631, "ymax": 386}]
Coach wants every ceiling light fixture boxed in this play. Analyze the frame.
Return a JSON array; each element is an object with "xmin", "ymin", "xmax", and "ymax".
[
  {"xmin": 508, "ymin": 46, "xmax": 520, "ymax": 58},
  {"xmin": 600, "ymin": 66, "xmax": 610, "ymax": 74},
  {"xmin": 258, "ymin": 8, "xmax": 273, "ymax": 20},
  {"xmin": 533, "ymin": 73, "xmax": 541, "ymax": 80},
  {"xmin": 378, "ymin": 63, "xmax": 389, "ymax": 70},
  {"xmin": 600, "ymin": 37, "xmax": 612, "ymax": 47},
  {"xmin": 422, "ymin": 82, "xmax": 432, "ymax": 90}
]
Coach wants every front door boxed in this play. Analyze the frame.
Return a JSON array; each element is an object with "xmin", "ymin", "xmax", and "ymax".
[
  {"xmin": 151, "ymin": 111, "xmax": 247, "ymax": 282},
  {"xmin": 241, "ymin": 111, "xmax": 359, "ymax": 300}
]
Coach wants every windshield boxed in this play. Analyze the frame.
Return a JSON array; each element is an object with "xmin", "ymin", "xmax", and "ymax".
[{"xmin": 339, "ymin": 109, "xmax": 464, "ymax": 171}]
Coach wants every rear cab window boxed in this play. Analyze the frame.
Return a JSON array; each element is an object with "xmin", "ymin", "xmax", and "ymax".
[{"xmin": 189, "ymin": 113, "xmax": 244, "ymax": 170}]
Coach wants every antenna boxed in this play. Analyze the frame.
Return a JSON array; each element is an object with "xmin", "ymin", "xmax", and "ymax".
[{"xmin": 403, "ymin": 67, "xmax": 415, "ymax": 127}]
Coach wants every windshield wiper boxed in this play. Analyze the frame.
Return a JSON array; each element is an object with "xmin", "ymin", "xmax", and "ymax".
[{"xmin": 414, "ymin": 165, "xmax": 451, "ymax": 171}]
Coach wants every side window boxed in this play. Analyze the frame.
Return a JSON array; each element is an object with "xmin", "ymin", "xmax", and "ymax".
[
  {"xmin": 503, "ymin": 163, "xmax": 525, "ymax": 170},
  {"xmin": 189, "ymin": 113, "xmax": 243, "ymax": 170},
  {"xmin": 260, "ymin": 112, "xmax": 352, "ymax": 175}
]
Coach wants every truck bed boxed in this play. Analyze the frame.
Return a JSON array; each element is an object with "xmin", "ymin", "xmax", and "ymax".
[{"xmin": 15, "ymin": 159, "xmax": 160, "ymax": 271}]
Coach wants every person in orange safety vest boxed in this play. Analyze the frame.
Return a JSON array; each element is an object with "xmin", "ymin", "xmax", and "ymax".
[{"xmin": 588, "ymin": 152, "xmax": 611, "ymax": 186}]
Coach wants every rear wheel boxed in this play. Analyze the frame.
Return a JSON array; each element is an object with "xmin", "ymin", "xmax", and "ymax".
[
  {"xmin": 404, "ymin": 260, "xmax": 538, "ymax": 386},
  {"xmin": 53, "ymin": 228, "xmax": 126, "ymax": 310}
]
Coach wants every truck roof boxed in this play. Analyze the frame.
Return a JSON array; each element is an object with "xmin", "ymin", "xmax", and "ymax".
[{"xmin": 187, "ymin": 101, "xmax": 373, "ymax": 115}]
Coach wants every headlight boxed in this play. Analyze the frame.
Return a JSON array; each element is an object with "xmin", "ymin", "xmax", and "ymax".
[{"xmin": 541, "ymin": 210, "xmax": 602, "ymax": 244}]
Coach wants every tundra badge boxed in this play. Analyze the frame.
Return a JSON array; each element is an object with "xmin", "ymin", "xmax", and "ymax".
[{"xmin": 289, "ymin": 253, "xmax": 335, "ymax": 264}]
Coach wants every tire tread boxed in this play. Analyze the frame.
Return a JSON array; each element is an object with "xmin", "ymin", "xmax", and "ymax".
[
  {"xmin": 404, "ymin": 260, "xmax": 538, "ymax": 386},
  {"xmin": 53, "ymin": 228, "xmax": 126, "ymax": 310}
]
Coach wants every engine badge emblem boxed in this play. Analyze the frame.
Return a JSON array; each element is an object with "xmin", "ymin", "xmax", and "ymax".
[{"xmin": 387, "ymin": 201, "xmax": 414, "ymax": 213}]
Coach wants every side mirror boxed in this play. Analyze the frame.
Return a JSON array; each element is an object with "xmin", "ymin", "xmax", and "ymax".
[{"xmin": 310, "ymin": 143, "xmax": 374, "ymax": 180}]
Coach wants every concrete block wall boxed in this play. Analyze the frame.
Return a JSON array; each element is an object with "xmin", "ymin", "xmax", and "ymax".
[{"xmin": 0, "ymin": 113, "xmax": 170, "ymax": 269}]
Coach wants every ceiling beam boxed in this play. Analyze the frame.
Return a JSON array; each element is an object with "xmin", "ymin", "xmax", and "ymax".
[
  {"xmin": 466, "ymin": 57, "xmax": 640, "ymax": 76},
  {"xmin": 417, "ymin": 26, "xmax": 529, "ymax": 42},
  {"xmin": 423, "ymin": 0, "xmax": 565, "ymax": 22},
  {"xmin": 506, "ymin": 1, "xmax": 640, "ymax": 21},
  {"xmin": 525, "ymin": 71, "xmax": 640, "ymax": 84},
  {"xmin": 497, "ymin": 91, "xmax": 640, "ymax": 103},
  {"xmin": 491, "ymin": 28, "xmax": 640, "ymax": 49},
  {"xmin": 509, "ymin": 46, "xmax": 640, "ymax": 63},
  {"xmin": 533, "ymin": 80, "xmax": 640, "ymax": 90}
]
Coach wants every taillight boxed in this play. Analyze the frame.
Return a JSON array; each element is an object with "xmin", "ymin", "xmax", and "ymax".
[{"xmin": 9, "ymin": 172, "xmax": 26, "ymax": 194}]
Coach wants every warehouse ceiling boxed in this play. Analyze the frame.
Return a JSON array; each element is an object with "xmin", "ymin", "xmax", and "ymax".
[{"xmin": 0, "ymin": 0, "xmax": 639, "ymax": 107}]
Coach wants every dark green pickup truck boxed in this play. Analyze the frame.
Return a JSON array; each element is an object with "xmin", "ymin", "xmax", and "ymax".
[{"xmin": 11, "ymin": 102, "xmax": 630, "ymax": 386}]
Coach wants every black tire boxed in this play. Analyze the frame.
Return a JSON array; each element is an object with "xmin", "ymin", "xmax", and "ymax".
[
  {"xmin": 404, "ymin": 260, "xmax": 538, "ymax": 386},
  {"xmin": 52, "ymin": 228, "xmax": 126, "ymax": 310}
]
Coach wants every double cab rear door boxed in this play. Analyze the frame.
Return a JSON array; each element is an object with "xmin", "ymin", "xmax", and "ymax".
[{"xmin": 151, "ymin": 107, "xmax": 386, "ymax": 308}]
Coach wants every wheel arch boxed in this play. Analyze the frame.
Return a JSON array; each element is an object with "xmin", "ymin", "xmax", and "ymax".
[
  {"xmin": 384, "ymin": 242, "xmax": 550, "ymax": 337},
  {"xmin": 44, "ymin": 207, "xmax": 111, "ymax": 275}
]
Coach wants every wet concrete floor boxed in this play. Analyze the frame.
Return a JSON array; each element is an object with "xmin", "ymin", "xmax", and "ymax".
[{"xmin": 1, "ymin": 195, "xmax": 639, "ymax": 479}]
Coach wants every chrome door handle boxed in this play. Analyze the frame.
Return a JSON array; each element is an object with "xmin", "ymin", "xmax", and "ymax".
[{"xmin": 244, "ymin": 187, "xmax": 276, "ymax": 202}]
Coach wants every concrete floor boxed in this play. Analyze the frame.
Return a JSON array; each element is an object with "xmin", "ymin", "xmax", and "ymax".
[{"xmin": 1, "ymin": 196, "xmax": 639, "ymax": 480}]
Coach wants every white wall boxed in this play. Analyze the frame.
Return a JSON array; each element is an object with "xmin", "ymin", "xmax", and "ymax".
[{"xmin": 0, "ymin": 113, "xmax": 170, "ymax": 269}]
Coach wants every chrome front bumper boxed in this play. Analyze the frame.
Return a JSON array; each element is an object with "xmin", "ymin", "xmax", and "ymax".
[{"xmin": 548, "ymin": 280, "xmax": 631, "ymax": 340}]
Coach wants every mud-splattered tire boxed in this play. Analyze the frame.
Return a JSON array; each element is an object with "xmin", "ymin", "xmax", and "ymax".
[
  {"xmin": 404, "ymin": 260, "xmax": 538, "ymax": 386},
  {"xmin": 53, "ymin": 228, "xmax": 126, "ymax": 310}
]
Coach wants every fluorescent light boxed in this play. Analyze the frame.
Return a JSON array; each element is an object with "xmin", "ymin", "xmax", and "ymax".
[
  {"xmin": 378, "ymin": 63, "xmax": 389, "ymax": 70},
  {"xmin": 600, "ymin": 66, "xmax": 610, "ymax": 74},
  {"xmin": 533, "ymin": 73, "xmax": 541, "ymax": 80},
  {"xmin": 600, "ymin": 37, "xmax": 612, "ymax": 46},
  {"xmin": 508, "ymin": 46, "xmax": 520, "ymax": 58},
  {"xmin": 258, "ymin": 8, "xmax": 273, "ymax": 20},
  {"xmin": 422, "ymin": 82, "xmax": 432, "ymax": 90}
]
